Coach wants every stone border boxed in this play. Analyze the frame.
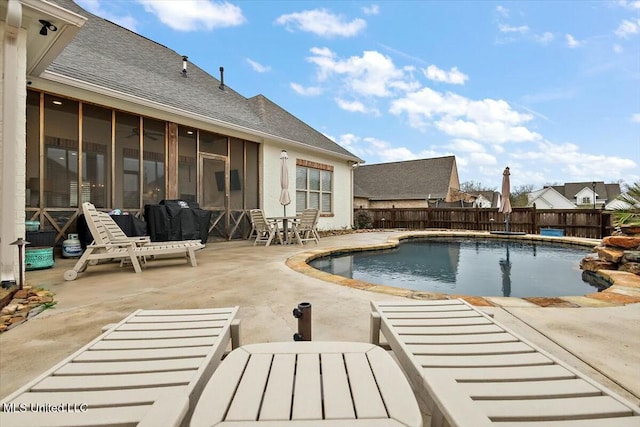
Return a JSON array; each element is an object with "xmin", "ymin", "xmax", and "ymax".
[{"xmin": 286, "ymin": 231, "xmax": 640, "ymax": 308}]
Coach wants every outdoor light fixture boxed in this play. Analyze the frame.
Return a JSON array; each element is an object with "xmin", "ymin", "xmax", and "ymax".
[
  {"xmin": 39, "ymin": 19, "xmax": 57, "ymax": 36},
  {"xmin": 592, "ymin": 181, "xmax": 597, "ymax": 209},
  {"xmin": 182, "ymin": 55, "xmax": 188, "ymax": 77}
]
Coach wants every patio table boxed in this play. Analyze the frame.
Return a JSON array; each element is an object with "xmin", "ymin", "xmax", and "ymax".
[
  {"xmin": 189, "ymin": 341, "xmax": 422, "ymax": 427},
  {"xmin": 267, "ymin": 216, "xmax": 298, "ymax": 244}
]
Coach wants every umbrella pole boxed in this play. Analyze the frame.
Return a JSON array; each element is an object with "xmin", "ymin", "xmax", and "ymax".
[{"xmin": 505, "ymin": 213, "xmax": 510, "ymax": 232}]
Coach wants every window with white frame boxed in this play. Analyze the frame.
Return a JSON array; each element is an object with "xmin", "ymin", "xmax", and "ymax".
[
  {"xmin": 581, "ymin": 196, "xmax": 591, "ymax": 205},
  {"xmin": 296, "ymin": 160, "xmax": 333, "ymax": 213}
]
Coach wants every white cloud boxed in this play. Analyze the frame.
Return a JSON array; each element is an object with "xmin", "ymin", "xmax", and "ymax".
[
  {"xmin": 306, "ymin": 48, "xmax": 419, "ymax": 97},
  {"xmin": 335, "ymin": 98, "xmax": 379, "ymax": 115},
  {"xmin": 76, "ymin": 0, "xmax": 138, "ymax": 30},
  {"xmin": 614, "ymin": 18, "xmax": 640, "ymax": 38},
  {"xmin": 246, "ymin": 58, "xmax": 271, "ymax": 73},
  {"xmin": 632, "ymin": 113, "xmax": 640, "ymax": 122},
  {"xmin": 499, "ymin": 24, "xmax": 529, "ymax": 34},
  {"xmin": 565, "ymin": 34, "xmax": 583, "ymax": 48},
  {"xmin": 445, "ymin": 139, "xmax": 486, "ymax": 153},
  {"xmin": 534, "ymin": 32, "xmax": 554, "ymax": 45},
  {"xmin": 275, "ymin": 9, "xmax": 366, "ymax": 37},
  {"xmin": 290, "ymin": 83, "xmax": 323, "ymax": 96},
  {"xmin": 617, "ymin": 0, "xmax": 640, "ymax": 10},
  {"xmin": 496, "ymin": 5, "xmax": 509, "ymax": 18},
  {"xmin": 390, "ymin": 88, "xmax": 541, "ymax": 143},
  {"xmin": 423, "ymin": 65, "xmax": 468, "ymax": 85},
  {"xmin": 137, "ymin": 0, "xmax": 245, "ymax": 31},
  {"xmin": 332, "ymin": 134, "xmax": 444, "ymax": 163},
  {"xmin": 362, "ymin": 4, "xmax": 380, "ymax": 15},
  {"xmin": 512, "ymin": 141, "xmax": 638, "ymax": 180},
  {"xmin": 469, "ymin": 152, "xmax": 498, "ymax": 166}
]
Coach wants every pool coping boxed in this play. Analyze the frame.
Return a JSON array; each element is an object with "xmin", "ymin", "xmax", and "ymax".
[{"xmin": 286, "ymin": 230, "xmax": 640, "ymax": 308}]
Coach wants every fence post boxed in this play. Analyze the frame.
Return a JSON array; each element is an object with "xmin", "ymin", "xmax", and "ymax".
[
  {"xmin": 531, "ymin": 204, "xmax": 537, "ymax": 234},
  {"xmin": 475, "ymin": 206, "xmax": 480, "ymax": 231}
]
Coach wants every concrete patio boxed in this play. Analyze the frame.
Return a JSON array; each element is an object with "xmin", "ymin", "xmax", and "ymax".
[{"xmin": 1, "ymin": 230, "xmax": 639, "ymax": 424}]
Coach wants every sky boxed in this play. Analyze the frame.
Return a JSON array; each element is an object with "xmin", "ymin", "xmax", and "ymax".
[{"xmin": 75, "ymin": 0, "xmax": 640, "ymax": 190}]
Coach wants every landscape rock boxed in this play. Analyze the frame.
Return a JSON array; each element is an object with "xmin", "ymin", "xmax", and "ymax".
[
  {"xmin": 619, "ymin": 262, "xmax": 640, "ymax": 275},
  {"xmin": 1, "ymin": 304, "xmax": 18, "ymax": 315},
  {"xmin": 594, "ymin": 246, "xmax": 625, "ymax": 263},
  {"xmin": 603, "ymin": 236, "xmax": 640, "ymax": 249},
  {"xmin": 623, "ymin": 251, "xmax": 640, "ymax": 263},
  {"xmin": 580, "ymin": 258, "xmax": 616, "ymax": 272}
]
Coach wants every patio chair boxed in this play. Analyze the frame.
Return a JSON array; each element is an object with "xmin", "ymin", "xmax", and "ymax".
[
  {"xmin": 249, "ymin": 209, "xmax": 282, "ymax": 246},
  {"xmin": 290, "ymin": 208, "xmax": 320, "ymax": 245},
  {"xmin": 370, "ymin": 299, "xmax": 640, "ymax": 427},
  {"xmin": 63, "ymin": 203, "xmax": 205, "ymax": 281},
  {"xmin": 0, "ymin": 306, "xmax": 241, "ymax": 427}
]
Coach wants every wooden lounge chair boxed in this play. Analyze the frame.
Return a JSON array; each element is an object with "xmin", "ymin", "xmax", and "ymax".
[
  {"xmin": 64, "ymin": 203, "xmax": 205, "ymax": 280},
  {"xmin": 290, "ymin": 208, "xmax": 320, "ymax": 245},
  {"xmin": 370, "ymin": 299, "xmax": 640, "ymax": 427},
  {"xmin": 0, "ymin": 307, "xmax": 241, "ymax": 427},
  {"xmin": 249, "ymin": 209, "xmax": 282, "ymax": 247}
]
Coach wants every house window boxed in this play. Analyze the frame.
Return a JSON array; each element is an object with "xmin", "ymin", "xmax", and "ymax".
[
  {"xmin": 296, "ymin": 160, "xmax": 333, "ymax": 213},
  {"xmin": 582, "ymin": 197, "xmax": 591, "ymax": 205}
]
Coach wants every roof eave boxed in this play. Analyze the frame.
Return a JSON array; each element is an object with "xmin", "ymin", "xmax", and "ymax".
[{"xmin": 36, "ymin": 71, "xmax": 363, "ymax": 163}]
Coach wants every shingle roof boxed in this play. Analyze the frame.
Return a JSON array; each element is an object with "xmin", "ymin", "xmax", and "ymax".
[
  {"xmin": 354, "ymin": 156, "xmax": 456, "ymax": 200},
  {"xmin": 551, "ymin": 182, "xmax": 621, "ymax": 202},
  {"xmin": 44, "ymin": 0, "xmax": 359, "ymax": 161}
]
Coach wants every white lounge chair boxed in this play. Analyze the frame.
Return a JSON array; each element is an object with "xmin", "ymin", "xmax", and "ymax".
[
  {"xmin": 249, "ymin": 209, "xmax": 282, "ymax": 247},
  {"xmin": 64, "ymin": 203, "xmax": 205, "ymax": 280},
  {"xmin": 290, "ymin": 208, "xmax": 320, "ymax": 245},
  {"xmin": 0, "ymin": 307, "xmax": 241, "ymax": 427},
  {"xmin": 370, "ymin": 299, "xmax": 640, "ymax": 427}
]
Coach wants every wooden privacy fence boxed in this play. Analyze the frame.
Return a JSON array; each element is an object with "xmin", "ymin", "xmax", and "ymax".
[{"xmin": 355, "ymin": 206, "xmax": 612, "ymax": 239}]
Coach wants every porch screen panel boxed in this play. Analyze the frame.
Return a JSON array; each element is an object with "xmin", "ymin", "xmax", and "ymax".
[
  {"xmin": 178, "ymin": 126, "xmax": 196, "ymax": 203},
  {"xmin": 245, "ymin": 141, "xmax": 259, "ymax": 209},
  {"xmin": 200, "ymin": 131, "xmax": 227, "ymax": 156},
  {"xmin": 26, "ymin": 91, "xmax": 40, "ymax": 208},
  {"xmin": 44, "ymin": 95, "xmax": 79, "ymax": 208},
  {"xmin": 82, "ymin": 104, "xmax": 112, "ymax": 208},
  {"xmin": 114, "ymin": 112, "xmax": 140, "ymax": 209},
  {"xmin": 229, "ymin": 138, "xmax": 244, "ymax": 209},
  {"xmin": 143, "ymin": 119, "xmax": 166, "ymax": 205}
]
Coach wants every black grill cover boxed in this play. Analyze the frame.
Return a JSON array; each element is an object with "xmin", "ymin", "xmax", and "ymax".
[{"xmin": 145, "ymin": 200, "xmax": 211, "ymax": 243}]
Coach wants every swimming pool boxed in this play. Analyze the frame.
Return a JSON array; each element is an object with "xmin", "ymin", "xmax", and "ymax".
[{"xmin": 309, "ymin": 237, "xmax": 602, "ymax": 298}]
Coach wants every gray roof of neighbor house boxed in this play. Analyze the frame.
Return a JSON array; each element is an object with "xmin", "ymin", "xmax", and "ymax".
[
  {"xmin": 550, "ymin": 182, "xmax": 621, "ymax": 202},
  {"xmin": 43, "ymin": 0, "xmax": 360, "ymax": 161},
  {"xmin": 354, "ymin": 156, "xmax": 456, "ymax": 200}
]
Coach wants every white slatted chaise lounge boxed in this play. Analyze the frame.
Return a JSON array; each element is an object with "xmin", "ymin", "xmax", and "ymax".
[
  {"xmin": 0, "ymin": 306, "xmax": 241, "ymax": 427},
  {"xmin": 370, "ymin": 299, "xmax": 640, "ymax": 427},
  {"xmin": 64, "ymin": 203, "xmax": 205, "ymax": 280}
]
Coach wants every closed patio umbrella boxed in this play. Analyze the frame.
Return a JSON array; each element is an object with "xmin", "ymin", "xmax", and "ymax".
[
  {"xmin": 279, "ymin": 150, "xmax": 291, "ymax": 216},
  {"xmin": 499, "ymin": 166, "xmax": 512, "ymax": 232}
]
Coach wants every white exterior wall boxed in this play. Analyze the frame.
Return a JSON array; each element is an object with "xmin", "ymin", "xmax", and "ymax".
[
  {"xmin": 575, "ymin": 188, "xmax": 599, "ymax": 207},
  {"xmin": 0, "ymin": 18, "xmax": 27, "ymax": 282},
  {"xmin": 529, "ymin": 188, "xmax": 576, "ymax": 209},
  {"xmin": 262, "ymin": 144, "xmax": 353, "ymax": 230}
]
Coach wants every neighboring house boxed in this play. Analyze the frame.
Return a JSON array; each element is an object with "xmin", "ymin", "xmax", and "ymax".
[
  {"xmin": 354, "ymin": 156, "xmax": 460, "ymax": 208},
  {"xmin": 0, "ymin": 0, "xmax": 361, "ymax": 283},
  {"xmin": 472, "ymin": 191, "xmax": 502, "ymax": 208},
  {"xmin": 527, "ymin": 182, "xmax": 622, "ymax": 209},
  {"xmin": 605, "ymin": 190, "xmax": 638, "ymax": 210}
]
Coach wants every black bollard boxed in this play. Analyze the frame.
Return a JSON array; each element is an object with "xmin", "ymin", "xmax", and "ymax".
[{"xmin": 292, "ymin": 302, "xmax": 312, "ymax": 341}]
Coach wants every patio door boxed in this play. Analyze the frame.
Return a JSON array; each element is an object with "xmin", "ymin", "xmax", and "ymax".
[{"xmin": 199, "ymin": 153, "xmax": 229, "ymax": 239}]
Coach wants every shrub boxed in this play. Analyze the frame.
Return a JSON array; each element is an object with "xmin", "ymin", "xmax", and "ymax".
[{"xmin": 354, "ymin": 210, "xmax": 373, "ymax": 229}]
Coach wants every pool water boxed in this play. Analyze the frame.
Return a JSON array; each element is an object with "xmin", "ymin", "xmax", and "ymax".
[{"xmin": 309, "ymin": 238, "xmax": 602, "ymax": 297}]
